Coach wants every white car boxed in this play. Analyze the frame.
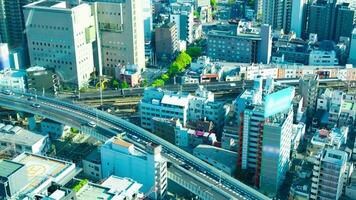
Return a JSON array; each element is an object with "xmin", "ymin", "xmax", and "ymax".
[{"xmin": 88, "ymin": 121, "xmax": 96, "ymax": 128}]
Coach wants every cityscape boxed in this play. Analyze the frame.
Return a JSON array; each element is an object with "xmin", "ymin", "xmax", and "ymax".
[{"xmin": 0, "ymin": 0, "xmax": 356, "ymax": 199}]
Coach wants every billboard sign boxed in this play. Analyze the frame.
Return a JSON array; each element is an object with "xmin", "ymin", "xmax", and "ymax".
[{"xmin": 264, "ymin": 87, "xmax": 295, "ymax": 118}]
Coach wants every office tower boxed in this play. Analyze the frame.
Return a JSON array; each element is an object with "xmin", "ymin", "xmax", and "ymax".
[
  {"xmin": 207, "ymin": 22, "xmax": 272, "ymax": 64},
  {"xmin": 291, "ymin": 0, "xmax": 306, "ymax": 37},
  {"xmin": 143, "ymin": 0, "xmax": 153, "ymax": 42},
  {"xmin": 310, "ymin": 148, "xmax": 349, "ymax": 200},
  {"xmin": 234, "ymin": 78, "xmax": 295, "ymax": 194},
  {"xmin": 334, "ymin": 3, "xmax": 355, "ymax": 41},
  {"xmin": 155, "ymin": 22, "xmax": 178, "ymax": 61},
  {"xmin": 262, "ymin": 0, "xmax": 292, "ymax": 32},
  {"xmin": 349, "ymin": 28, "xmax": 356, "ymax": 64},
  {"xmin": 255, "ymin": 0, "xmax": 263, "ymax": 21},
  {"xmin": 0, "ymin": 0, "xmax": 7, "ymax": 43},
  {"xmin": 307, "ymin": 0, "xmax": 338, "ymax": 41},
  {"xmin": 258, "ymin": 24, "xmax": 272, "ymax": 64},
  {"xmin": 259, "ymin": 106, "xmax": 293, "ymax": 195},
  {"xmin": 299, "ymin": 74, "xmax": 319, "ymax": 119},
  {"xmin": 170, "ymin": 3, "xmax": 194, "ymax": 44},
  {"xmin": 0, "ymin": 0, "xmax": 36, "ymax": 49},
  {"xmin": 85, "ymin": 0, "xmax": 146, "ymax": 76},
  {"xmin": 23, "ymin": 0, "xmax": 96, "ymax": 89},
  {"xmin": 101, "ymin": 137, "xmax": 167, "ymax": 199}
]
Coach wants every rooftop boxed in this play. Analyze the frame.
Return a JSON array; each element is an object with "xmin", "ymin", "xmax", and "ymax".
[
  {"xmin": 0, "ymin": 123, "xmax": 47, "ymax": 147},
  {"xmin": 0, "ymin": 160, "xmax": 24, "ymax": 178},
  {"xmin": 12, "ymin": 153, "xmax": 74, "ymax": 195},
  {"xmin": 193, "ymin": 144, "xmax": 237, "ymax": 168}
]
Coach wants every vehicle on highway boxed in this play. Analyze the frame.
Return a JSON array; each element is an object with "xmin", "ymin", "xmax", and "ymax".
[
  {"xmin": 2, "ymin": 90, "xmax": 13, "ymax": 95},
  {"xmin": 88, "ymin": 121, "xmax": 97, "ymax": 128},
  {"xmin": 27, "ymin": 97, "xmax": 34, "ymax": 101},
  {"xmin": 181, "ymin": 163, "xmax": 193, "ymax": 170},
  {"xmin": 32, "ymin": 103, "xmax": 40, "ymax": 108}
]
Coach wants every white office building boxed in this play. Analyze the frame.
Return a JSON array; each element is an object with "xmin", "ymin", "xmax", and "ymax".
[
  {"xmin": 0, "ymin": 69, "xmax": 26, "ymax": 92},
  {"xmin": 309, "ymin": 50, "xmax": 339, "ymax": 66},
  {"xmin": 101, "ymin": 137, "xmax": 167, "ymax": 199},
  {"xmin": 0, "ymin": 123, "xmax": 49, "ymax": 155},
  {"xmin": 90, "ymin": 0, "xmax": 145, "ymax": 76},
  {"xmin": 140, "ymin": 87, "xmax": 191, "ymax": 130},
  {"xmin": 24, "ymin": 0, "xmax": 96, "ymax": 89},
  {"xmin": 310, "ymin": 148, "xmax": 349, "ymax": 200},
  {"xmin": 188, "ymin": 86, "xmax": 227, "ymax": 131}
]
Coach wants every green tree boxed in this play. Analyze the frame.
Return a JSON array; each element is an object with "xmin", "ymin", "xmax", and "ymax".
[
  {"xmin": 161, "ymin": 73, "xmax": 170, "ymax": 82},
  {"xmin": 112, "ymin": 79, "xmax": 119, "ymax": 89},
  {"xmin": 210, "ymin": 0, "xmax": 217, "ymax": 10},
  {"xmin": 120, "ymin": 81, "xmax": 129, "ymax": 89},
  {"xmin": 186, "ymin": 46, "xmax": 202, "ymax": 59},
  {"xmin": 176, "ymin": 51, "xmax": 192, "ymax": 69},
  {"xmin": 193, "ymin": 10, "xmax": 200, "ymax": 18},
  {"xmin": 168, "ymin": 61, "xmax": 181, "ymax": 75},
  {"xmin": 152, "ymin": 79, "xmax": 165, "ymax": 87}
]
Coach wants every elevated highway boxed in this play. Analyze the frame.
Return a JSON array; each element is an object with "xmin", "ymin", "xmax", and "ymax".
[{"xmin": 0, "ymin": 92, "xmax": 269, "ymax": 200}]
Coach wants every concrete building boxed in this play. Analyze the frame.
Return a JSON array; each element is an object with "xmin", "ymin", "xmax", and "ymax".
[
  {"xmin": 101, "ymin": 137, "xmax": 167, "ymax": 199},
  {"xmin": 0, "ymin": 43, "xmax": 10, "ymax": 71},
  {"xmin": 308, "ymin": 50, "xmax": 339, "ymax": 66},
  {"xmin": 349, "ymin": 28, "xmax": 356, "ymax": 65},
  {"xmin": 155, "ymin": 22, "xmax": 178, "ymax": 61},
  {"xmin": 76, "ymin": 175, "xmax": 143, "ymax": 200},
  {"xmin": 26, "ymin": 66, "xmax": 60, "ymax": 96},
  {"xmin": 262, "ymin": 0, "xmax": 292, "ymax": 32},
  {"xmin": 40, "ymin": 118, "xmax": 69, "ymax": 139},
  {"xmin": 0, "ymin": 152, "xmax": 76, "ymax": 199},
  {"xmin": 0, "ymin": 0, "xmax": 35, "ymax": 49},
  {"xmin": 188, "ymin": 86, "xmax": 227, "ymax": 132},
  {"xmin": 0, "ymin": 123, "xmax": 49, "ymax": 155},
  {"xmin": 0, "ymin": 69, "xmax": 26, "ymax": 92},
  {"xmin": 307, "ymin": 0, "xmax": 337, "ymax": 41},
  {"xmin": 232, "ymin": 77, "xmax": 295, "ymax": 194},
  {"xmin": 143, "ymin": 0, "xmax": 153, "ymax": 42},
  {"xmin": 310, "ymin": 148, "xmax": 349, "ymax": 200},
  {"xmin": 24, "ymin": 0, "xmax": 96, "ymax": 89},
  {"xmin": 170, "ymin": 3, "xmax": 194, "ymax": 44},
  {"xmin": 87, "ymin": 0, "xmax": 146, "ymax": 76},
  {"xmin": 152, "ymin": 117, "xmax": 178, "ymax": 144},
  {"xmin": 291, "ymin": 0, "xmax": 306, "ymax": 37},
  {"xmin": 334, "ymin": 2, "xmax": 355, "ymax": 42},
  {"xmin": 175, "ymin": 121, "xmax": 217, "ymax": 148},
  {"xmin": 207, "ymin": 22, "xmax": 272, "ymax": 64},
  {"xmin": 299, "ymin": 74, "xmax": 319, "ymax": 119},
  {"xmin": 0, "ymin": 160, "xmax": 27, "ymax": 199},
  {"xmin": 82, "ymin": 148, "xmax": 102, "ymax": 181},
  {"xmin": 140, "ymin": 87, "xmax": 191, "ymax": 130},
  {"xmin": 259, "ymin": 106, "xmax": 293, "ymax": 196}
]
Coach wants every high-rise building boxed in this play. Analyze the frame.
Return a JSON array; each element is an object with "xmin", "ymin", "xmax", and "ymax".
[
  {"xmin": 24, "ymin": 0, "xmax": 96, "ymax": 89},
  {"xmin": 233, "ymin": 77, "xmax": 295, "ymax": 194},
  {"xmin": 310, "ymin": 148, "xmax": 349, "ymax": 200},
  {"xmin": 0, "ymin": 0, "xmax": 35, "ymax": 49},
  {"xmin": 307, "ymin": 0, "xmax": 337, "ymax": 41},
  {"xmin": 259, "ymin": 106, "xmax": 293, "ymax": 195},
  {"xmin": 85, "ymin": 0, "xmax": 146, "ymax": 76},
  {"xmin": 299, "ymin": 74, "xmax": 319, "ymax": 119},
  {"xmin": 334, "ymin": 2, "xmax": 355, "ymax": 41},
  {"xmin": 170, "ymin": 3, "xmax": 194, "ymax": 44},
  {"xmin": 291, "ymin": 0, "xmax": 306, "ymax": 37},
  {"xmin": 349, "ymin": 28, "xmax": 356, "ymax": 64},
  {"xmin": 155, "ymin": 22, "xmax": 178, "ymax": 61},
  {"xmin": 101, "ymin": 137, "xmax": 167, "ymax": 199},
  {"xmin": 143, "ymin": 0, "xmax": 153, "ymax": 42},
  {"xmin": 262, "ymin": 0, "xmax": 292, "ymax": 32},
  {"xmin": 207, "ymin": 22, "xmax": 272, "ymax": 64}
]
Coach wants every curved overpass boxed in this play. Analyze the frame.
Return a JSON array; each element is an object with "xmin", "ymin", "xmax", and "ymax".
[{"xmin": 0, "ymin": 92, "xmax": 269, "ymax": 200}]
